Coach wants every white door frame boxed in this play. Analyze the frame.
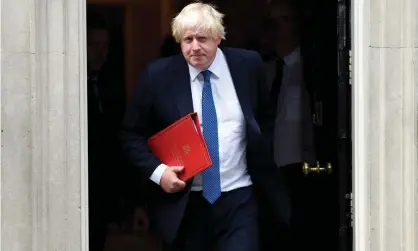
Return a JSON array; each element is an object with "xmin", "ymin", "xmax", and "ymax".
[
  {"xmin": 352, "ymin": 0, "xmax": 369, "ymax": 250},
  {"xmin": 79, "ymin": 1, "xmax": 370, "ymax": 250}
]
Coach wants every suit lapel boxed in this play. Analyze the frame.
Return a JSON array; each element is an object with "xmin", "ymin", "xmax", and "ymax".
[
  {"xmin": 222, "ymin": 48, "xmax": 254, "ymax": 121},
  {"xmin": 170, "ymin": 55, "xmax": 194, "ymax": 117}
]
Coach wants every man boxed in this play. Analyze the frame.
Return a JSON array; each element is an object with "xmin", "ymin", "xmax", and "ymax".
[
  {"xmin": 87, "ymin": 11, "xmax": 149, "ymax": 251},
  {"xmin": 87, "ymin": 13, "xmax": 113, "ymax": 251},
  {"xmin": 263, "ymin": 0, "xmax": 316, "ymax": 250},
  {"xmin": 120, "ymin": 2, "xmax": 290, "ymax": 251},
  {"xmin": 87, "ymin": 13, "xmax": 123, "ymax": 251}
]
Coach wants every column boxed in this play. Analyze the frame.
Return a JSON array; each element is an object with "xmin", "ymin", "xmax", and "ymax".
[
  {"xmin": 353, "ymin": 0, "xmax": 418, "ymax": 250},
  {"xmin": 0, "ymin": 0, "xmax": 88, "ymax": 250}
]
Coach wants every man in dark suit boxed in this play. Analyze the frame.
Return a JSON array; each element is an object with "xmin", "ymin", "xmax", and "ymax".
[
  {"xmin": 261, "ymin": 1, "xmax": 318, "ymax": 250},
  {"xmin": 120, "ymin": 2, "xmax": 290, "ymax": 251},
  {"xmin": 87, "ymin": 10, "xmax": 149, "ymax": 251},
  {"xmin": 87, "ymin": 13, "xmax": 118, "ymax": 251}
]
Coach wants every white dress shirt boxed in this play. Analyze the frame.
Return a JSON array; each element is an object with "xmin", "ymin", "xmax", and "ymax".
[
  {"xmin": 264, "ymin": 47, "xmax": 316, "ymax": 167},
  {"xmin": 150, "ymin": 48, "xmax": 252, "ymax": 192}
]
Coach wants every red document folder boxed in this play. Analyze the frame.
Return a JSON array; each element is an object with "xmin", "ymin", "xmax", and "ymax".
[{"xmin": 147, "ymin": 113, "xmax": 212, "ymax": 181}]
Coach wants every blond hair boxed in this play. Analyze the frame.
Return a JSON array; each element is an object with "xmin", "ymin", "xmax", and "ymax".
[{"xmin": 171, "ymin": 2, "xmax": 226, "ymax": 42}]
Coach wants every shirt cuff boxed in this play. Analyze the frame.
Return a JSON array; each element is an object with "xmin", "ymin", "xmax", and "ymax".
[{"xmin": 150, "ymin": 163, "xmax": 168, "ymax": 185}]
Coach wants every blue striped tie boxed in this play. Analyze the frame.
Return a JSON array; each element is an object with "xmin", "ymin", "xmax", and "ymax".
[{"xmin": 201, "ymin": 70, "xmax": 221, "ymax": 204}]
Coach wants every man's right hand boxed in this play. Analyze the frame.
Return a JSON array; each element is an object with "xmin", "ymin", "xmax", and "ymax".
[{"xmin": 160, "ymin": 166, "xmax": 186, "ymax": 193}]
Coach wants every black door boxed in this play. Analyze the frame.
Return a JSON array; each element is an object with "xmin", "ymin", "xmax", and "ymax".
[
  {"xmin": 298, "ymin": 0, "xmax": 352, "ymax": 250},
  {"xmin": 194, "ymin": 0, "xmax": 353, "ymax": 250}
]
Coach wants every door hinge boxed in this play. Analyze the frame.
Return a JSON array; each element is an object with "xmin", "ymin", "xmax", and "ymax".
[
  {"xmin": 339, "ymin": 192, "xmax": 354, "ymax": 235},
  {"xmin": 349, "ymin": 50, "xmax": 352, "ymax": 85},
  {"xmin": 346, "ymin": 192, "xmax": 354, "ymax": 225}
]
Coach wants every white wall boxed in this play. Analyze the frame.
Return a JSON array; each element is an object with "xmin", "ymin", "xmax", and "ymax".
[
  {"xmin": 353, "ymin": 0, "xmax": 418, "ymax": 250},
  {"xmin": 0, "ymin": 0, "xmax": 88, "ymax": 250}
]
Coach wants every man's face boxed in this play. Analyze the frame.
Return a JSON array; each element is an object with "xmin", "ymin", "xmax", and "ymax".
[
  {"xmin": 268, "ymin": 4, "xmax": 298, "ymax": 41},
  {"xmin": 87, "ymin": 28, "xmax": 109, "ymax": 71},
  {"xmin": 180, "ymin": 29, "xmax": 221, "ymax": 70}
]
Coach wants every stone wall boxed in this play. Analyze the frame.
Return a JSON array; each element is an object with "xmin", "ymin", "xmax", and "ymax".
[
  {"xmin": 353, "ymin": 0, "xmax": 418, "ymax": 250},
  {"xmin": 0, "ymin": 0, "xmax": 88, "ymax": 250}
]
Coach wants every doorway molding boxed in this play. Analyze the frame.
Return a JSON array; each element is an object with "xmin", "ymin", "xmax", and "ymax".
[
  {"xmin": 352, "ymin": 0, "xmax": 370, "ymax": 250},
  {"xmin": 352, "ymin": 0, "xmax": 418, "ymax": 250},
  {"xmin": 0, "ymin": 0, "xmax": 89, "ymax": 250}
]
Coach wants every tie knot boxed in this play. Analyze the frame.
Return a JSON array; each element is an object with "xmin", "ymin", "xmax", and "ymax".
[{"xmin": 201, "ymin": 70, "xmax": 212, "ymax": 82}]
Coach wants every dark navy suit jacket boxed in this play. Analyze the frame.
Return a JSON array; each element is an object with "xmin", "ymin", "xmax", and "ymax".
[{"xmin": 120, "ymin": 47, "xmax": 290, "ymax": 243}]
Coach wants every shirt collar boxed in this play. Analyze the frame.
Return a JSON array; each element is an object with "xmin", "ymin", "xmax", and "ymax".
[
  {"xmin": 283, "ymin": 46, "xmax": 301, "ymax": 65},
  {"xmin": 188, "ymin": 48, "xmax": 223, "ymax": 81}
]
